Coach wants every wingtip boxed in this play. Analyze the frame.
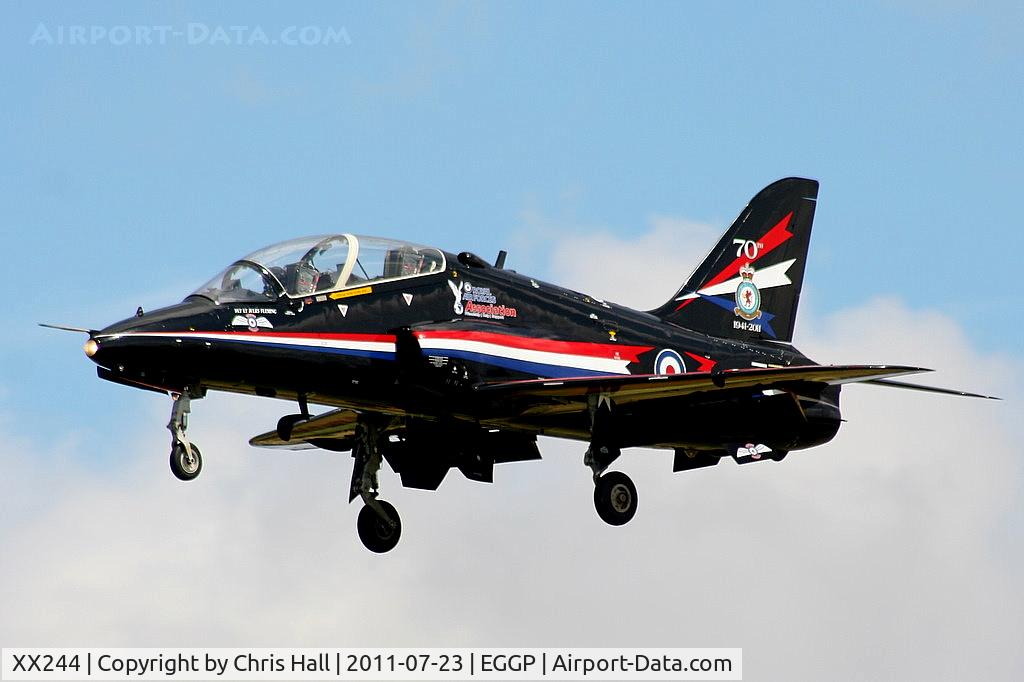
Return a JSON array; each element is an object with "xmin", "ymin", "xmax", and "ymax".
[{"xmin": 954, "ymin": 391, "xmax": 1001, "ymax": 400}]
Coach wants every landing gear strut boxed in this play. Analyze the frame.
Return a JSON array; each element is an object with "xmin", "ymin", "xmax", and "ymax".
[
  {"xmin": 585, "ymin": 394, "xmax": 638, "ymax": 526},
  {"xmin": 167, "ymin": 390, "xmax": 203, "ymax": 481},
  {"xmin": 349, "ymin": 417, "xmax": 402, "ymax": 553}
]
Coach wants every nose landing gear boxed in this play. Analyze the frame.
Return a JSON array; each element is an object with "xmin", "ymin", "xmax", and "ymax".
[
  {"xmin": 167, "ymin": 390, "xmax": 204, "ymax": 481},
  {"xmin": 170, "ymin": 441, "xmax": 202, "ymax": 481}
]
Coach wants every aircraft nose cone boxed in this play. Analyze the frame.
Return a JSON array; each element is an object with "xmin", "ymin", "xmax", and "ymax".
[{"xmin": 88, "ymin": 300, "xmax": 198, "ymax": 370}]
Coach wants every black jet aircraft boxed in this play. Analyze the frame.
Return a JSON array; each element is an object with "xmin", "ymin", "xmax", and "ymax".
[{"xmin": 48, "ymin": 178, "xmax": 996, "ymax": 552}]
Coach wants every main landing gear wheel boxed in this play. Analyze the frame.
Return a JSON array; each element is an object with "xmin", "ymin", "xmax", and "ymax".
[
  {"xmin": 594, "ymin": 471, "xmax": 638, "ymax": 526},
  {"xmin": 350, "ymin": 417, "xmax": 403, "ymax": 553},
  {"xmin": 357, "ymin": 501, "xmax": 402, "ymax": 553},
  {"xmin": 170, "ymin": 442, "xmax": 203, "ymax": 481}
]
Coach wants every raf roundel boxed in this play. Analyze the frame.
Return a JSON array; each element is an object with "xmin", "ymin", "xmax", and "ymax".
[{"xmin": 654, "ymin": 349, "xmax": 685, "ymax": 375}]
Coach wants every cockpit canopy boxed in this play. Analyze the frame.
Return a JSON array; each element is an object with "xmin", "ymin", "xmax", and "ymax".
[{"xmin": 192, "ymin": 234, "xmax": 445, "ymax": 304}]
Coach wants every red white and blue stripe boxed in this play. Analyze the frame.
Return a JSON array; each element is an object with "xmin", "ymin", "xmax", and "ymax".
[
  {"xmin": 97, "ymin": 331, "xmax": 397, "ymax": 360},
  {"xmin": 414, "ymin": 330, "xmax": 653, "ymax": 378},
  {"xmin": 99, "ymin": 330, "xmax": 657, "ymax": 378}
]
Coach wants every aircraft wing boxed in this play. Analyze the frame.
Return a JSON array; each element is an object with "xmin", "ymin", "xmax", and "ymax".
[
  {"xmin": 249, "ymin": 408, "xmax": 361, "ymax": 449},
  {"xmin": 249, "ymin": 366, "xmax": 997, "ymax": 447},
  {"xmin": 473, "ymin": 364, "xmax": 933, "ymax": 416}
]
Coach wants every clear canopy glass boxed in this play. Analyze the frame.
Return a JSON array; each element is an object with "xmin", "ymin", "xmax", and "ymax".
[{"xmin": 191, "ymin": 234, "xmax": 445, "ymax": 303}]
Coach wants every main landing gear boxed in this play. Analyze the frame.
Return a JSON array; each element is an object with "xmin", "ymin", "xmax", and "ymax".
[
  {"xmin": 167, "ymin": 390, "xmax": 203, "ymax": 481},
  {"xmin": 593, "ymin": 471, "xmax": 638, "ymax": 526},
  {"xmin": 584, "ymin": 394, "xmax": 638, "ymax": 526},
  {"xmin": 585, "ymin": 444, "xmax": 639, "ymax": 526},
  {"xmin": 349, "ymin": 418, "xmax": 402, "ymax": 553}
]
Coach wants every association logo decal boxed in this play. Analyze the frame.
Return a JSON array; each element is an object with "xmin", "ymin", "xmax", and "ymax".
[
  {"xmin": 654, "ymin": 349, "xmax": 685, "ymax": 375},
  {"xmin": 447, "ymin": 280, "xmax": 465, "ymax": 314},
  {"xmin": 734, "ymin": 264, "xmax": 762, "ymax": 321},
  {"xmin": 448, "ymin": 280, "xmax": 518, "ymax": 320},
  {"xmin": 737, "ymin": 443, "xmax": 772, "ymax": 461},
  {"xmin": 231, "ymin": 314, "xmax": 273, "ymax": 332}
]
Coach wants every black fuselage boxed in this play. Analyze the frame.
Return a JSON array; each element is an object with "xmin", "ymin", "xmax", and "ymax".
[{"xmin": 89, "ymin": 251, "xmax": 841, "ymax": 455}]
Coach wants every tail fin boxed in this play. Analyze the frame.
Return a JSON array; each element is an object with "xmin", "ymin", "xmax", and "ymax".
[{"xmin": 650, "ymin": 177, "xmax": 819, "ymax": 343}]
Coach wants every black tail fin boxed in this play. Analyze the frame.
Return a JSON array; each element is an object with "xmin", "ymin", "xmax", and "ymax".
[{"xmin": 649, "ymin": 177, "xmax": 819, "ymax": 343}]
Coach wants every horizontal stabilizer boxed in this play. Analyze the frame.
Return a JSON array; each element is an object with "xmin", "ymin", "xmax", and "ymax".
[{"xmin": 864, "ymin": 379, "xmax": 1000, "ymax": 400}]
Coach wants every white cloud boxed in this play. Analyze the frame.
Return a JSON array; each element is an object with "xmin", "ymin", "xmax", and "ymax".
[
  {"xmin": 543, "ymin": 215, "xmax": 719, "ymax": 310},
  {"xmin": 1, "ymin": 219, "xmax": 1020, "ymax": 680}
]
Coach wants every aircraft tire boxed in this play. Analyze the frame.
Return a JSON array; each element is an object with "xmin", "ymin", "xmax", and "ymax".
[
  {"xmin": 170, "ymin": 442, "xmax": 203, "ymax": 481},
  {"xmin": 357, "ymin": 501, "xmax": 402, "ymax": 553},
  {"xmin": 594, "ymin": 471, "xmax": 637, "ymax": 526}
]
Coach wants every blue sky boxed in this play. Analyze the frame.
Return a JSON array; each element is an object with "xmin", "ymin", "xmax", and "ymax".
[{"xmin": 1, "ymin": 3, "xmax": 1022, "ymax": 675}]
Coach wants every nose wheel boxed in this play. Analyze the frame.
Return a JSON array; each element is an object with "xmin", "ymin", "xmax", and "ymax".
[
  {"xmin": 170, "ymin": 441, "xmax": 203, "ymax": 481},
  {"xmin": 593, "ymin": 470, "xmax": 638, "ymax": 526},
  {"xmin": 167, "ymin": 390, "xmax": 204, "ymax": 481}
]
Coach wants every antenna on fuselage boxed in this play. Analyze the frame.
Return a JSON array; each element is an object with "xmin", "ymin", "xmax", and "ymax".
[{"xmin": 494, "ymin": 250, "xmax": 507, "ymax": 269}]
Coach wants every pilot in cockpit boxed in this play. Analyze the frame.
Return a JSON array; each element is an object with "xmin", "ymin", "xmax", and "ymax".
[
  {"xmin": 314, "ymin": 270, "xmax": 336, "ymax": 292},
  {"xmin": 388, "ymin": 247, "xmax": 437, "ymax": 279}
]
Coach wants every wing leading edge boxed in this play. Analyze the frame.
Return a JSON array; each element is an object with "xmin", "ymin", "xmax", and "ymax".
[
  {"xmin": 471, "ymin": 365, "xmax": 940, "ymax": 417},
  {"xmin": 249, "ymin": 366, "xmax": 998, "ymax": 447},
  {"xmin": 250, "ymin": 408, "xmax": 361, "ymax": 449}
]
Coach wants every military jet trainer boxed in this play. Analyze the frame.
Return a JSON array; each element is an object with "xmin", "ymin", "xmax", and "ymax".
[{"xmin": 46, "ymin": 178, "xmax": 995, "ymax": 552}]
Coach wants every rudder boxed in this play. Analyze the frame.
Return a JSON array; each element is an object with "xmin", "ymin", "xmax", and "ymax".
[{"xmin": 650, "ymin": 177, "xmax": 819, "ymax": 343}]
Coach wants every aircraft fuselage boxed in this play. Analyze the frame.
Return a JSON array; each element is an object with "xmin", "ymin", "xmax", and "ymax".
[{"xmin": 90, "ymin": 252, "xmax": 840, "ymax": 454}]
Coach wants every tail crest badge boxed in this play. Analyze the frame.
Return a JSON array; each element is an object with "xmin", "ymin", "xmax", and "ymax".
[{"xmin": 734, "ymin": 264, "xmax": 762, "ymax": 321}]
